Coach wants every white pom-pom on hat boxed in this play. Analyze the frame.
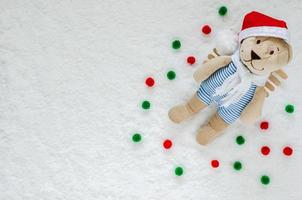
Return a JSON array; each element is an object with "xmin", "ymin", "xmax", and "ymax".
[{"xmin": 214, "ymin": 29, "xmax": 239, "ymax": 55}]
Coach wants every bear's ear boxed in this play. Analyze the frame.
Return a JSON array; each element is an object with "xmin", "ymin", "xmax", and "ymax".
[
  {"xmin": 287, "ymin": 44, "xmax": 293, "ymax": 63},
  {"xmin": 280, "ymin": 39, "xmax": 293, "ymax": 63}
]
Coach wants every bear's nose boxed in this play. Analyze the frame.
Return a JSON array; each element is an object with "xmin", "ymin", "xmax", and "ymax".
[{"xmin": 251, "ymin": 50, "xmax": 261, "ymax": 60}]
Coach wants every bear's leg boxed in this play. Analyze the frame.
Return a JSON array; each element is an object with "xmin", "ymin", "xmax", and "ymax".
[
  {"xmin": 196, "ymin": 113, "xmax": 229, "ymax": 145},
  {"xmin": 168, "ymin": 93, "xmax": 207, "ymax": 124}
]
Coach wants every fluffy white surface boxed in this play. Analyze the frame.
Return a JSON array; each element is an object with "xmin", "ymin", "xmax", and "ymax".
[{"xmin": 0, "ymin": 0, "xmax": 301, "ymax": 199}]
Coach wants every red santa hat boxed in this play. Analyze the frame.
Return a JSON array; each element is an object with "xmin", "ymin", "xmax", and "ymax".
[
  {"xmin": 215, "ymin": 11, "xmax": 292, "ymax": 60},
  {"xmin": 239, "ymin": 11, "xmax": 290, "ymax": 44}
]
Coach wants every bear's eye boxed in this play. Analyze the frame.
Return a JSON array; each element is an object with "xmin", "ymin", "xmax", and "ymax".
[
  {"xmin": 270, "ymin": 50, "xmax": 274, "ymax": 55},
  {"xmin": 256, "ymin": 40, "xmax": 261, "ymax": 44}
]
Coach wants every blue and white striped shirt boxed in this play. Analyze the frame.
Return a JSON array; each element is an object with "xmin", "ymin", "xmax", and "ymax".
[{"xmin": 197, "ymin": 62, "xmax": 257, "ymax": 124}]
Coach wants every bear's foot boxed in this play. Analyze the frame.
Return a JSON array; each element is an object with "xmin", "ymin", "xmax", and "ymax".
[
  {"xmin": 168, "ymin": 104, "xmax": 192, "ymax": 124},
  {"xmin": 168, "ymin": 94, "xmax": 208, "ymax": 124},
  {"xmin": 196, "ymin": 125, "xmax": 221, "ymax": 145},
  {"xmin": 196, "ymin": 114, "xmax": 229, "ymax": 145}
]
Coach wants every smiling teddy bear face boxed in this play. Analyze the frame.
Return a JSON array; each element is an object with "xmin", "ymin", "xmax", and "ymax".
[{"xmin": 239, "ymin": 36, "xmax": 291, "ymax": 75}]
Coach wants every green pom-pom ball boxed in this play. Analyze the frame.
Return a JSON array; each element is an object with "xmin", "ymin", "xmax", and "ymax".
[
  {"xmin": 167, "ymin": 71, "xmax": 176, "ymax": 80},
  {"xmin": 141, "ymin": 100, "xmax": 151, "ymax": 110},
  {"xmin": 218, "ymin": 6, "xmax": 228, "ymax": 16},
  {"xmin": 236, "ymin": 135, "xmax": 245, "ymax": 145},
  {"xmin": 285, "ymin": 104, "xmax": 294, "ymax": 113},
  {"xmin": 261, "ymin": 175, "xmax": 270, "ymax": 185},
  {"xmin": 172, "ymin": 40, "xmax": 181, "ymax": 49},
  {"xmin": 175, "ymin": 166, "xmax": 184, "ymax": 176},
  {"xmin": 233, "ymin": 161, "xmax": 242, "ymax": 171},
  {"xmin": 132, "ymin": 133, "xmax": 142, "ymax": 143}
]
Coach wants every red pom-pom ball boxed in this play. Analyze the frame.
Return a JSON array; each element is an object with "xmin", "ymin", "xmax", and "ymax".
[
  {"xmin": 260, "ymin": 121, "xmax": 269, "ymax": 130},
  {"xmin": 163, "ymin": 139, "xmax": 173, "ymax": 149},
  {"xmin": 261, "ymin": 146, "xmax": 270, "ymax": 156},
  {"xmin": 187, "ymin": 56, "xmax": 196, "ymax": 65},
  {"xmin": 211, "ymin": 160, "xmax": 219, "ymax": 168},
  {"xmin": 145, "ymin": 77, "xmax": 155, "ymax": 87},
  {"xmin": 283, "ymin": 146, "xmax": 293, "ymax": 156},
  {"xmin": 202, "ymin": 25, "xmax": 212, "ymax": 35}
]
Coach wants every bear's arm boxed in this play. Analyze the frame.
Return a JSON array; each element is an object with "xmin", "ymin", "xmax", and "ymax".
[
  {"xmin": 193, "ymin": 56, "xmax": 232, "ymax": 83},
  {"xmin": 240, "ymin": 87, "xmax": 267, "ymax": 124}
]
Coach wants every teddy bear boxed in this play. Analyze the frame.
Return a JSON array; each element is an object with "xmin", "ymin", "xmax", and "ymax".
[{"xmin": 168, "ymin": 11, "xmax": 293, "ymax": 145}]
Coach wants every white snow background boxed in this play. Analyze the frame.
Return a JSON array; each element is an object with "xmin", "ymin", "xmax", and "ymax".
[{"xmin": 0, "ymin": 0, "xmax": 302, "ymax": 199}]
